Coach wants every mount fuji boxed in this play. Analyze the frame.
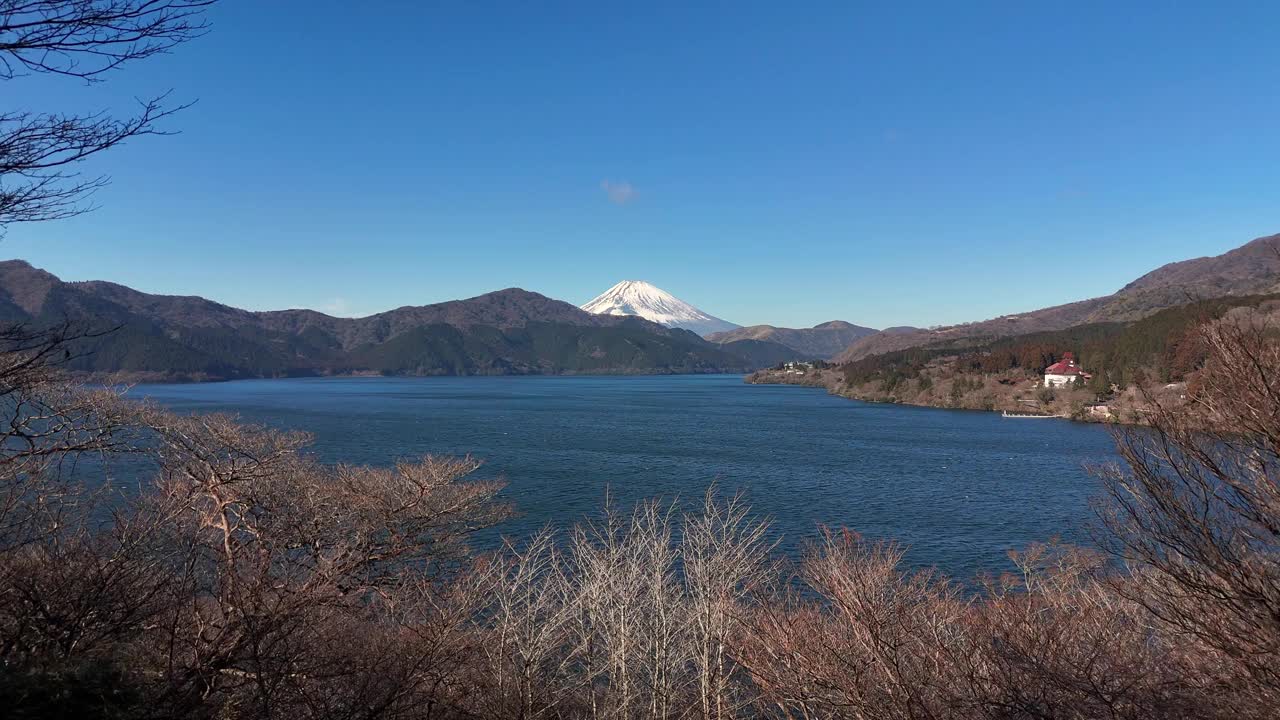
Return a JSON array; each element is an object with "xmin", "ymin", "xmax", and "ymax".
[{"xmin": 581, "ymin": 280, "xmax": 740, "ymax": 337}]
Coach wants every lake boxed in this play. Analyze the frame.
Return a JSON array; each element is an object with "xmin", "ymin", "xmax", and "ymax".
[{"xmin": 130, "ymin": 374, "xmax": 1119, "ymax": 579}]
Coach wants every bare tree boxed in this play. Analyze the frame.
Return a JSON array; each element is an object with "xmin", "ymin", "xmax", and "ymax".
[
  {"xmin": 129, "ymin": 409, "xmax": 511, "ymax": 717},
  {"xmin": 0, "ymin": 0, "xmax": 216, "ymax": 228},
  {"xmin": 1100, "ymin": 310, "xmax": 1280, "ymax": 709},
  {"xmin": 566, "ymin": 497, "xmax": 684, "ymax": 719},
  {"xmin": 682, "ymin": 488, "xmax": 772, "ymax": 720},
  {"xmin": 465, "ymin": 531, "xmax": 559, "ymax": 717},
  {"xmin": 0, "ymin": 350, "xmax": 513, "ymax": 719},
  {"xmin": 462, "ymin": 491, "xmax": 773, "ymax": 720},
  {"xmin": 0, "ymin": 322, "xmax": 144, "ymax": 552}
]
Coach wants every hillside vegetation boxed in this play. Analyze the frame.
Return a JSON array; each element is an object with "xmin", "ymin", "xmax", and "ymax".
[
  {"xmin": 707, "ymin": 320, "xmax": 878, "ymax": 359},
  {"xmin": 0, "ymin": 261, "xmax": 800, "ymax": 380},
  {"xmin": 835, "ymin": 232, "xmax": 1280, "ymax": 361},
  {"xmin": 831, "ymin": 293, "xmax": 1280, "ymax": 417}
]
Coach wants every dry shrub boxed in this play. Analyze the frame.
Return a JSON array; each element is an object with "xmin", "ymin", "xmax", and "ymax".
[
  {"xmin": 0, "ymin": 328, "xmax": 512, "ymax": 718},
  {"xmin": 134, "ymin": 413, "xmax": 510, "ymax": 717},
  {"xmin": 740, "ymin": 531, "xmax": 964, "ymax": 720},
  {"xmin": 960, "ymin": 545, "xmax": 1223, "ymax": 719}
]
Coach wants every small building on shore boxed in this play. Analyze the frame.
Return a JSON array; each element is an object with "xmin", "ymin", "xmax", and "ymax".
[
  {"xmin": 1043, "ymin": 352, "xmax": 1091, "ymax": 388},
  {"xmin": 783, "ymin": 361, "xmax": 813, "ymax": 375},
  {"xmin": 1086, "ymin": 403, "xmax": 1113, "ymax": 420}
]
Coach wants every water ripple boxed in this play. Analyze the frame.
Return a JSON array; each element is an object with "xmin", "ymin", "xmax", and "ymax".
[{"xmin": 132, "ymin": 375, "xmax": 1118, "ymax": 579}]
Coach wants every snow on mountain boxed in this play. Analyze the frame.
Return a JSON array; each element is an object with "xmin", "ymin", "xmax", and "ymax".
[{"xmin": 580, "ymin": 280, "xmax": 740, "ymax": 337}]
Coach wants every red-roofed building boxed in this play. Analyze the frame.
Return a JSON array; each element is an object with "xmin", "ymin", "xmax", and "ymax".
[{"xmin": 1043, "ymin": 352, "xmax": 1091, "ymax": 387}]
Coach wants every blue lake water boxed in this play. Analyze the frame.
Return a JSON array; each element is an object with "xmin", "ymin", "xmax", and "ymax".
[{"xmin": 129, "ymin": 374, "xmax": 1119, "ymax": 579}]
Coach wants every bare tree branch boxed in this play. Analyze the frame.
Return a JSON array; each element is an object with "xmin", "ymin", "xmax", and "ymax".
[
  {"xmin": 0, "ymin": 1, "xmax": 215, "ymax": 230},
  {"xmin": 0, "ymin": 0, "xmax": 213, "ymax": 81}
]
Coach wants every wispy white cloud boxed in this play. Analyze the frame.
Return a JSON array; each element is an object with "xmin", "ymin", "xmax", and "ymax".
[
  {"xmin": 319, "ymin": 297, "xmax": 358, "ymax": 317},
  {"xmin": 600, "ymin": 179, "xmax": 636, "ymax": 205}
]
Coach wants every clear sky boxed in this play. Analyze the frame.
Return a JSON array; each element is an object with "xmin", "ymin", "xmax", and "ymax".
[{"xmin": 5, "ymin": 1, "xmax": 1279, "ymax": 329}]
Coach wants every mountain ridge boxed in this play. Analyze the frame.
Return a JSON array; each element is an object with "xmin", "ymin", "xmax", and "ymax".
[
  {"xmin": 834, "ymin": 232, "xmax": 1280, "ymax": 362},
  {"xmin": 707, "ymin": 320, "xmax": 878, "ymax": 360},
  {"xmin": 0, "ymin": 261, "xmax": 801, "ymax": 380}
]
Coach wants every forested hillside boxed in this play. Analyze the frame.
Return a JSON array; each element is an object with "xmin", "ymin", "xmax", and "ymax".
[
  {"xmin": 707, "ymin": 320, "xmax": 878, "ymax": 359},
  {"xmin": 0, "ymin": 261, "xmax": 800, "ymax": 380},
  {"xmin": 829, "ymin": 293, "xmax": 1280, "ymax": 416}
]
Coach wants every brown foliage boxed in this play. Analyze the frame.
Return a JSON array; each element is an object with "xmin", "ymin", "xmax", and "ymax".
[
  {"xmin": 0, "ymin": 326, "xmax": 511, "ymax": 718},
  {"xmin": 741, "ymin": 531, "xmax": 965, "ymax": 719},
  {"xmin": 2, "ymin": 311, "xmax": 1280, "ymax": 718},
  {"xmin": 1100, "ymin": 311, "xmax": 1280, "ymax": 709}
]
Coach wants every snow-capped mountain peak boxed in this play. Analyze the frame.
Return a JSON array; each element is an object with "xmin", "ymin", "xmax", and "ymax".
[{"xmin": 581, "ymin": 280, "xmax": 740, "ymax": 337}]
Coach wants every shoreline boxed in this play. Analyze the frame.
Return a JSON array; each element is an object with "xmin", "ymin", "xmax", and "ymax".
[
  {"xmin": 73, "ymin": 366, "xmax": 759, "ymax": 386},
  {"xmin": 745, "ymin": 368, "xmax": 1132, "ymax": 425}
]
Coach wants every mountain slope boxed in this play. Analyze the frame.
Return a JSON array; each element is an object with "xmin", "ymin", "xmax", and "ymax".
[
  {"xmin": 0, "ymin": 261, "xmax": 781, "ymax": 379},
  {"xmin": 835, "ymin": 232, "xmax": 1280, "ymax": 362},
  {"xmin": 717, "ymin": 339, "xmax": 819, "ymax": 366},
  {"xmin": 835, "ymin": 297, "xmax": 1112, "ymax": 362},
  {"xmin": 707, "ymin": 320, "xmax": 877, "ymax": 360},
  {"xmin": 581, "ymin": 280, "xmax": 739, "ymax": 336},
  {"xmin": 1121, "ymin": 233, "xmax": 1280, "ymax": 296}
]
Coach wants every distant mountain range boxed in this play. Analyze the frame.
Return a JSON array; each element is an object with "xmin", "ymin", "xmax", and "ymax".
[
  {"xmin": 9, "ymin": 231, "xmax": 1272, "ymax": 380},
  {"xmin": 0, "ymin": 262, "xmax": 804, "ymax": 380},
  {"xmin": 835, "ymin": 232, "xmax": 1280, "ymax": 362},
  {"xmin": 707, "ymin": 321, "xmax": 879, "ymax": 360},
  {"xmin": 581, "ymin": 280, "xmax": 740, "ymax": 336}
]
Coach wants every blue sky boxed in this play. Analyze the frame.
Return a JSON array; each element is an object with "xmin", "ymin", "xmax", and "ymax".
[{"xmin": 5, "ymin": 1, "xmax": 1279, "ymax": 329}]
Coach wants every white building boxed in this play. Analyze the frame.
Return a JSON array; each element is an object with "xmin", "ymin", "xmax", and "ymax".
[
  {"xmin": 1043, "ymin": 352, "xmax": 1090, "ymax": 387},
  {"xmin": 783, "ymin": 361, "xmax": 813, "ymax": 375}
]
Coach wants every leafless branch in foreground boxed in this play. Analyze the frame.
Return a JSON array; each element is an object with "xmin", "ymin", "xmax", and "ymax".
[
  {"xmin": 0, "ymin": 1, "xmax": 216, "ymax": 230},
  {"xmin": 0, "ymin": 1, "xmax": 213, "ymax": 81}
]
